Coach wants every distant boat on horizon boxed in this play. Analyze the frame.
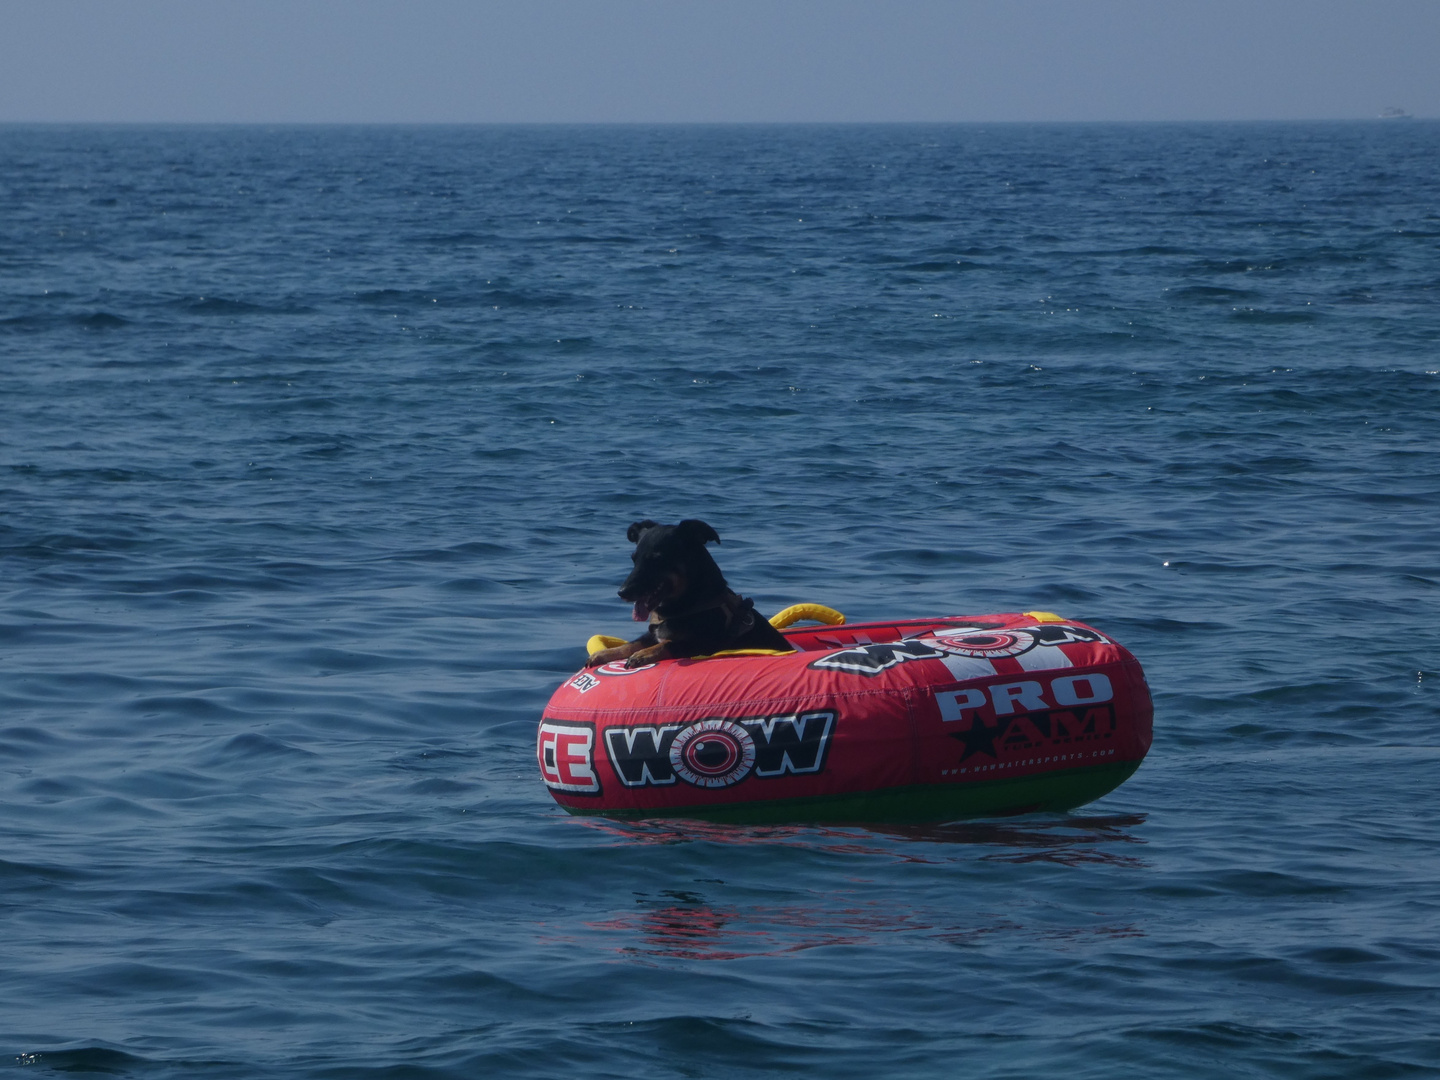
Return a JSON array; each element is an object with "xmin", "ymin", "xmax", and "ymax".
[{"xmin": 1378, "ymin": 106, "xmax": 1414, "ymax": 120}]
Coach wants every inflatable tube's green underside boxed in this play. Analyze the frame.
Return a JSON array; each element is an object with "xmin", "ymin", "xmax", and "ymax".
[{"xmin": 558, "ymin": 759, "xmax": 1141, "ymax": 825}]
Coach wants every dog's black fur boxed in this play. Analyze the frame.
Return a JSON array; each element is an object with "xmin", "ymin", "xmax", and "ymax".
[{"xmin": 585, "ymin": 519, "xmax": 794, "ymax": 668}]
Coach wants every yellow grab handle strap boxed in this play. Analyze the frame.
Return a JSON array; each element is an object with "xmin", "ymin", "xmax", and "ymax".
[
  {"xmin": 587, "ymin": 602, "xmax": 846, "ymax": 656},
  {"xmin": 769, "ymin": 603, "xmax": 846, "ymax": 629},
  {"xmin": 586, "ymin": 634, "xmax": 628, "ymax": 656},
  {"xmin": 592, "ymin": 610, "xmax": 1054, "ymax": 653}
]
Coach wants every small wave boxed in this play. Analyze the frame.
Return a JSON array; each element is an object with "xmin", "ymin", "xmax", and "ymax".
[
  {"xmin": 173, "ymin": 296, "xmax": 311, "ymax": 316},
  {"xmin": 355, "ymin": 287, "xmax": 421, "ymax": 304},
  {"xmin": 1168, "ymin": 285, "xmax": 1259, "ymax": 302},
  {"xmin": 1228, "ymin": 307, "xmax": 1319, "ymax": 323},
  {"xmin": 898, "ymin": 260, "xmax": 990, "ymax": 272},
  {"xmin": 553, "ymin": 233, "xmax": 639, "ymax": 245},
  {"xmin": 0, "ymin": 725, "xmax": 67, "ymax": 757},
  {"xmin": 418, "ymin": 230, "xmax": 501, "ymax": 246},
  {"xmin": 8, "ymin": 1047, "xmax": 151, "ymax": 1074},
  {"xmin": 207, "ymin": 732, "xmax": 317, "ymax": 761},
  {"xmin": 4, "ymin": 529, "xmax": 150, "ymax": 556},
  {"xmin": 126, "ymin": 694, "xmax": 247, "ymax": 722},
  {"xmin": 1197, "ymin": 258, "xmax": 1285, "ymax": 274},
  {"xmin": 78, "ymin": 311, "xmax": 131, "ymax": 328},
  {"xmin": 0, "ymin": 310, "xmax": 132, "ymax": 331},
  {"xmin": 870, "ymin": 547, "xmax": 1005, "ymax": 566}
]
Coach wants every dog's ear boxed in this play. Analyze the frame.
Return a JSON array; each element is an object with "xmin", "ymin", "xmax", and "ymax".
[
  {"xmin": 627, "ymin": 519, "xmax": 660, "ymax": 543},
  {"xmin": 677, "ymin": 519, "xmax": 720, "ymax": 546}
]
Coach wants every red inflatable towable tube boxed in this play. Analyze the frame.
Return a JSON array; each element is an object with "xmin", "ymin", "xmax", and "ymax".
[{"xmin": 539, "ymin": 613, "xmax": 1152, "ymax": 823}]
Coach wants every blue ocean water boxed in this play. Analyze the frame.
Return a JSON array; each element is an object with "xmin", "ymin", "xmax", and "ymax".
[{"xmin": 2, "ymin": 122, "xmax": 1438, "ymax": 1078}]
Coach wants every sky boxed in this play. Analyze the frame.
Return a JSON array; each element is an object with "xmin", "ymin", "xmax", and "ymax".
[{"xmin": 1, "ymin": 0, "xmax": 1436, "ymax": 124}]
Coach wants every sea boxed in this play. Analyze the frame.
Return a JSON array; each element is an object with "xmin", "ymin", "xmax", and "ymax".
[{"xmin": 2, "ymin": 122, "xmax": 1438, "ymax": 1078}]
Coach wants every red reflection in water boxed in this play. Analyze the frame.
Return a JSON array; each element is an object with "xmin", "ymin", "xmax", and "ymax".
[
  {"xmin": 580, "ymin": 888, "xmax": 1144, "ymax": 961},
  {"xmin": 587, "ymin": 895, "xmax": 937, "ymax": 960},
  {"xmin": 561, "ymin": 815, "xmax": 1149, "ymax": 959}
]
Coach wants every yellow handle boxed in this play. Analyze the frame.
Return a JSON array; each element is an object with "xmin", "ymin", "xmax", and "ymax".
[
  {"xmin": 586, "ymin": 634, "xmax": 627, "ymax": 656},
  {"xmin": 769, "ymin": 603, "xmax": 846, "ymax": 629},
  {"xmin": 591, "ymin": 610, "xmax": 1053, "ymax": 653},
  {"xmin": 586, "ymin": 604, "xmax": 845, "ymax": 656}
]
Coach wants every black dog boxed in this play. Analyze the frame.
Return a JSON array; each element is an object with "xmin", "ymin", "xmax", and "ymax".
[{"xmin": 585, "ymin": 519, "xmax": 794, "ymax": 668}]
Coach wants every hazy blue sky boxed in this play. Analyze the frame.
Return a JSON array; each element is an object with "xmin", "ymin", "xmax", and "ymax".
[{"xmin": 2, "ymin": 0, "xmax": 1436, "ymax": 123}]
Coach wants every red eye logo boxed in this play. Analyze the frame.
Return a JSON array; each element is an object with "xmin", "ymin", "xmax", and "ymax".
[
  {"xmin": 668, "ymin": 719, "xmax": 756, "ymax": 788},
  {"xmin": 929, "ymin": 629, "xmax": 1035, "ymax": 658}
]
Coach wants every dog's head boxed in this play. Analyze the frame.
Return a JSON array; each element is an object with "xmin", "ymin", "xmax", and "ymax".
[{"xmin": 618, "ymin": 519, "xmax": 725, "ymax": 621}]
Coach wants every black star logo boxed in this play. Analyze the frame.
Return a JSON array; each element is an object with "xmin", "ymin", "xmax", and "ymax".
[{"xmin": 948, "ymin": 719, "xmax": 1007, "ymax": 763}]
